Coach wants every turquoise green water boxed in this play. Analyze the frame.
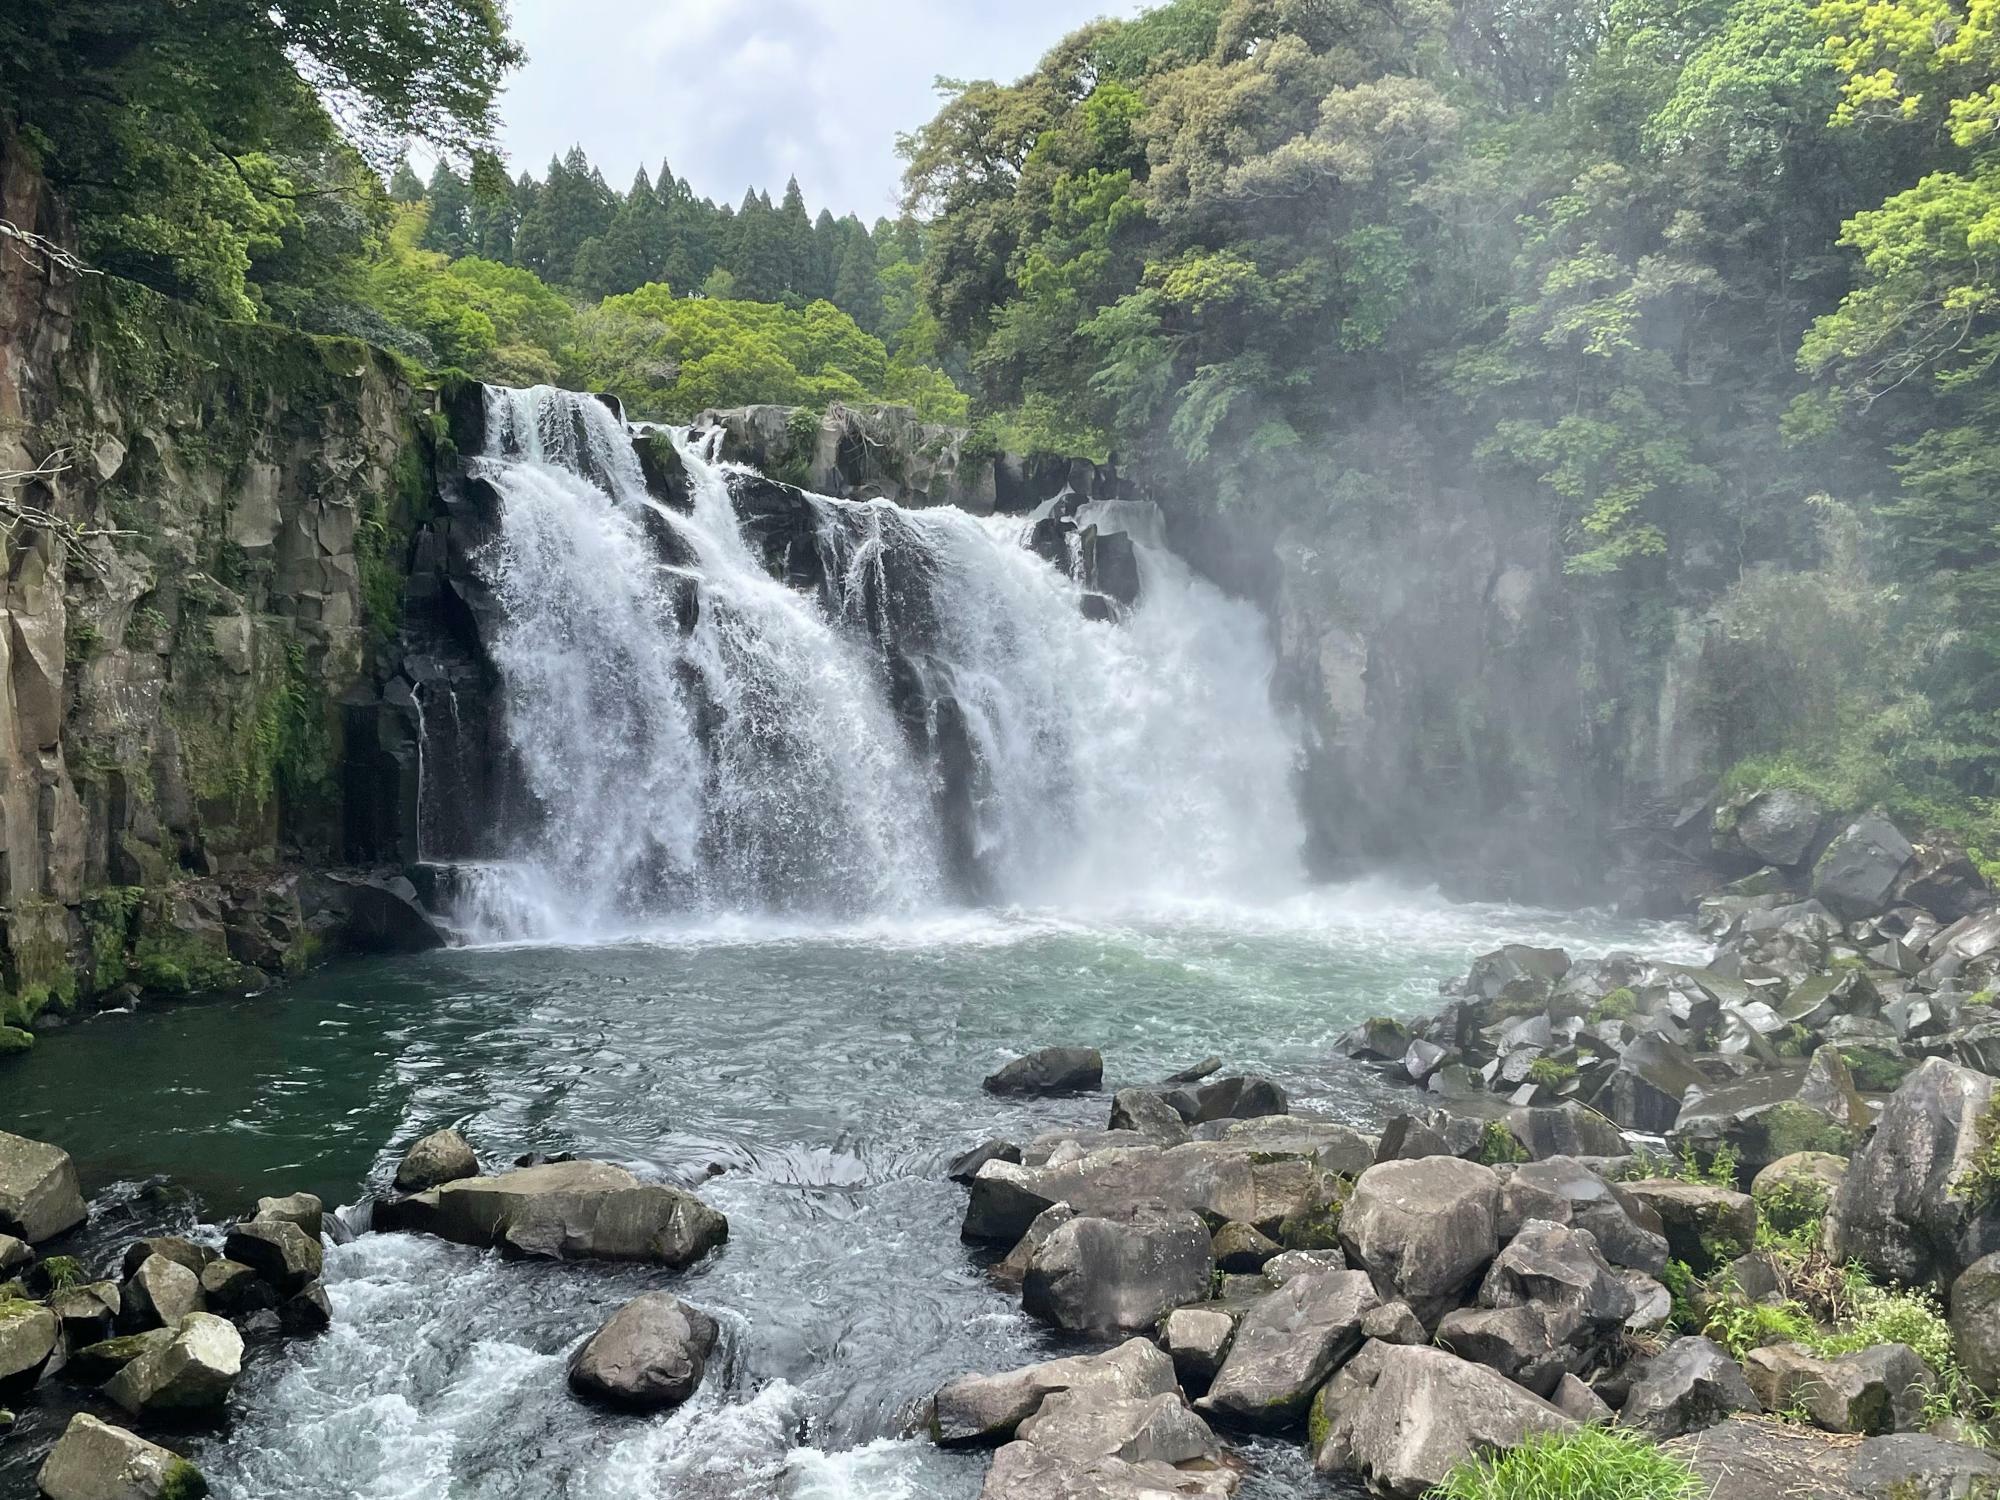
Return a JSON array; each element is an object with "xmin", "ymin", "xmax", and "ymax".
[{"xmin": 0, "ymin": 891, "xmax": 1700, "ymax": 1499}]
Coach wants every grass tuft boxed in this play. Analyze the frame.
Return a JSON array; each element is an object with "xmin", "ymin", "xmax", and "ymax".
[{"xmin": 1426, "ymin": 1425, "xmax": 1704, "ymax": 1499}]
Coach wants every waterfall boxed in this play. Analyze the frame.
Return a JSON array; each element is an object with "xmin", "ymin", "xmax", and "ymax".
[{"xmin": 444, "ymin": 385, "xmax": 1304, "ymax": 939}]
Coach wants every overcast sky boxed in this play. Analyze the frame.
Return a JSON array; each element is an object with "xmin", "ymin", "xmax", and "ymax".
[{"xmin": 486, "ymin": 0, "xmax": 1147, "ymax": 218}]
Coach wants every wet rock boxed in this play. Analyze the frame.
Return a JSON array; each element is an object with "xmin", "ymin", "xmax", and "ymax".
[
  {"xmin": 1162, "ymin": 1058, "xmax": 1223, "ymax": 1085},
  {"xmin": 1814, "ymin": 815, "xmax": 1918, "ymax": 922},
  {"xmin": 393, "ymin": 1128, "xmax": 481, "ymax": 1193},
  {"xmin": 119, "ymin": 1238, "xmax": 209, "ymax": 1282},
  {"xmin": 0, "ymin": 1299, "xmax": 58, "ymax": 1393},
  {"xmin": 62, "ymin": 1330, "xmax": 171, "ymax": 1386},
  {"xmin": 1023, "ymin": 1208, "xmax": 1213, "ymax": 1336},
  {"xmin": 1828, "ymin": 1057, "xmax": 1995, "ymax": 1287},
  {"xmin": 1108, "ymin": 1090, "xmax": 1191, "ymax": 1144},
  {"xmin": 1195, "ymin": 1117, "xmax": 1373, "ymax": 1174},
  {"xmin": 1210, "ymin": 1221, "xmax": 1279, "ymax": 1272},
  {"xmin": 382, "ymin": 1159, "xmax": 729, "ymax": 1267},
  {"xmin": 1731, "ymin": 788, "xmax": 1826, "ymax": 868},
  {"xmin": 949, "ymin": 1139, "xmax": 1023, "ymax": 1184},
  {"xmin": 1159, "ymin": 1307, "xmax": 1235, "ymax": 1391},
  {"xmin": 0, "ymin": 1131, "xmax": 86, "ymax": 1244},
  {"xmin": 1900, "ymin": 840, "xmax": 1992, "ymax": 926},
  {"xmin": 224, "ymin": 1219, "xmax": 322, "ymax": 1296},
  {"xmin": 49, "ymin": 1282, "xmax": 120, "ymax": 1345},
  {"xmin": 992, "ymin": 1203, "xmax": 1073, "ymax": 1293},
  {"xmin": 104, "ymin": 1312, "xmax": 243, "ymax": 1415},
  {"xmin": 963, "ymin": 1142, "xmax": 1319, "ymax": 1246},
  {"xmin": 279, "ymin": 1281, "xmax": 332, "ymax": 1336},
  {"xmin": 977, "ymin": 1437, "xmax": 1236, "ymax": 1499},
  {"xmin": 984, "ymin": 1047, "xmax": 1104, "ymax": 1096},
  {"xmin": 35, "ymin": 1413, "xmax": 207, "ymax": 1500},
  {"xmin": 1197, "ymin": 1269, "xmax": 1377, "ymax": 1430},
  {"xmin": 931, "ymin": 1337, "xmax": 1177, "ymax": 1447},
  {"xmin": 251, "ymin": 1192, "xmax": 324, "ymax": 1240},
  {"xmin": 1620, "ymin": 1181, "xmax": 1757, "ymax": 1274},
  {"xmin": 1311, "ymin": 1342, "xmax": 1574, "ymax": 1497},
  {"xmin": 1264, "ymin": 1248, "xmax": 1346, "ymax": 1283},
  {"xmin": 1337, "ymin": 1018, "xmax": 1412, "ymax": 1063},
  {"xmin": 1164, "ymin": 1075, "xmax": 1288, "ymax": 1125},
  {"xmin": 197, "ymin": 1259, "xmax": 272, "ymax": 1315},
  {"xmin": 1456, "ymin": 946, "xmax": 1572, "ymax": 1006},
  {"xmin": 1502, "ymin": 1103, "xmax": 1626, "ymax": 1161},
  {"xmin": 122, "ymin": 1255, "xmax": 202, "ymax": 1332},
  {"xmin": 1622, "ymin": 1335, "xmax": 1760, "ymax": 1438},
  {"xmin": 567, "ymin": 1292, "xmax": 719, "ymax": 1412},
  {"xmin": 1339, "ymin": 1158, "xmax": 1500, "ymax": 1324}
]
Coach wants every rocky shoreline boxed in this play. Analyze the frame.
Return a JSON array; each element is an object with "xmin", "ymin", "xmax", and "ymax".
[{"xmin": 6, "ymin": 797, "xmax": 2000, "ymax": 1496}]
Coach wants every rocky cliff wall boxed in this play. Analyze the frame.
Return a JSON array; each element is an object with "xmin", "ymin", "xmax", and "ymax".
[{"xmin": 0, "ymin": 131, "xmax": 443, "ymax": 1046}]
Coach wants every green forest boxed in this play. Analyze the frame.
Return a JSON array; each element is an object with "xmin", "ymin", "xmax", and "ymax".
[{"xmin": 4, "ymin": 0, "xmax": 1998, "ymax": 829}]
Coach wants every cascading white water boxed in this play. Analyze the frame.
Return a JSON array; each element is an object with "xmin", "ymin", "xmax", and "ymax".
[{"xmin": 453, "ymin": 385, "xmax": 1304, "ymax": 939}]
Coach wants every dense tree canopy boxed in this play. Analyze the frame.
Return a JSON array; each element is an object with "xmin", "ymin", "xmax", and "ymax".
[{"xmin": 900, "ymin": 0, "xmax": 2000, "ymax": 806}]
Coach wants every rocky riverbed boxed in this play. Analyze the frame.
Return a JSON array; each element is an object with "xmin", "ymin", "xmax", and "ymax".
[{"xmin": 4, "ymin": 800, "xmax": 2000, "ymax": 1497}]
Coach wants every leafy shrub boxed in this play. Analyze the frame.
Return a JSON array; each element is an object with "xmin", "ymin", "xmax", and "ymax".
[
  {"xmin": 1427, "ymin": 1424, "xmax": 1704, "ymax": 1499},
  {"xmin": 1474, "ymin": 1120, "xmax": 1530, "ymax": 1165},
  {"xmin": 1590, "ymin": 988, "xmax": 1639, "ymax": 1022}
]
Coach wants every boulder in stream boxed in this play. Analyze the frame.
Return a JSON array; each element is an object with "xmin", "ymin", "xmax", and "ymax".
[
  {"xmin": 983, "ymin": 1047, "xmax": 1104, "ymax": 1096},
  {"xmin": 36, "ymin": 1413, "xmax": 208, "ymax": 1500},
  {"xmin": 567, "ymin": 1291, "xmax": 719, "ymax": 1412},
  {"xmin": 103, "ymin": 1312, "xmax": 243, "ymax": 1415},
  {"xmin": 1022, "ymin": 1208, "xmax": 1212, "ymax": 1335},
  {"xmin": 393, "ymin": 1128, "xmax": 481, "ymax": 1193},
  {"xmin": 380, "ymin": 1159, "xmax": 728, "ymax": 1267},
  {"xmin": 0, "ymin": 1131, "xmax": 85, "ymax": 1244}
]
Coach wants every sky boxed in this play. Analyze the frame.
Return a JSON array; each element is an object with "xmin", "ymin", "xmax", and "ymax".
[{"xmin": 484, "ymin": 0, "xmax": 1148, "ymax": 219}]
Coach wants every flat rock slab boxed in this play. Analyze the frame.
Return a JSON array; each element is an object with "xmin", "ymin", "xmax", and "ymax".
[
  {"xmin": 382, "ymin": 1159, "xmax": 727, "ymax": 1266},
  {"xmin": 984, "ymin": 1047, "xmax": 1104, "ymax": 1096},
  {"xmin": 1664, "ymin": 1417, "xmax": 2000, "ymax": 1500},
  {"xmin": 932, "ymin": 1338, "xmax": 1177, "ymax": 1447}
]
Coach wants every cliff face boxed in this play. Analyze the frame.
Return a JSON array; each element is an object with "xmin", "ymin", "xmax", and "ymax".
[{"xmin": 0, "ymin": 131, "xmax": 439, "ymax": 1040}]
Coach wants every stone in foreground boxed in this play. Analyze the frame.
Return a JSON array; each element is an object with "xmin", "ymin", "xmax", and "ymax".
[
  {"xmin": 0, "ymin": 1299, "xmax": 59, "ymax": 1393},
  {"xmin": 1312, "ymin": 1342, "xmax": 1573, "ymax": 1498},
  {"xmin": 567, "ymin": 1291, "xmax": 718, "ymax": 1411},
  {"xmin": 0, "ymin": 1131, "xmax": 86, "ymax": 1244},
  {"xmin": 223, "ymin": 1220, "xmax": 322, "ymax": 1296},
  {"xmin": 104, "ymin": 1312, "xmax": 243, "ymax": 1415},
  {"xmin": 381, "ymin": 1159, "xmax": 727, "ymax": 1266},
  {"xmin": 984, "ymin": 1047, "xmax": 1104, "ymax": 1096},
  {"xmin": 1023, "ymin": 1209, "xmax": 1212, "ymax": 1335},
  {"xmin": 36, "ymin": 1413, "xmax": 208, "ymax": 1500},
  {"xmin": 393, "ymin": 1128, "xmax": 481, "ymax": 1193},
  {"xmin": 1338, "ymin": 1158, "xmax": 1499, "ymax": 1324}
]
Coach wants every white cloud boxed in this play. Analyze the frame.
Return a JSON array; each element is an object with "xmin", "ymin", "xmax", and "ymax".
[{"xmin": 491, "ymin": 0, "xmax": 1146, "ymax": 217}]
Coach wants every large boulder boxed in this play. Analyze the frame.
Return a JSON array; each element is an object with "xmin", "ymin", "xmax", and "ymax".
[
  {"xmin": 1751, "ymin": 1151, "xmax": 1848, "ymax": 1233},
  {"xmin": 1949, "ymin": 1252, "xmax": 2000, "ymax": 1398},
  {"xmin": 1846, "ymin": 1431, "xmax": 2000, "ymax": 1499},
  {"xmin": 1622, "ymin": 1335, "xmax": 1760, "ymax": 1438},
  {"xmin": 223, "ymin": 1219, "xmax": 321, "ymax": 1296},
  {"xmin": 50, "ymin": 1283, "xmax": 121, "ymax": 1346},
  {"xmin": 393, "ymin": 1128, "xmax": 481, "ymax": 1192},
  {"xmin": 1311, "ymin": 1342, "xmax": 1574, "ymax": 1497},
  {"xmin": 103, "ymin": 1312, "xmax": 243, "ymax": 1415},
  {"xmin": 984, "ymin": 1047, "xmax": 1103, "ymax": 1096},
  {"xmin": 1731, "ymin": 788, "xmax": 1826, "ymax": 868},
  {"xmin": 963, "ymin": 1142, "xmax": 1317, "ymax": 1246},
  {"xmin": 1435, "ymin": 1304, "xmax": 1566, "ymax": 1395},
  {"xmin": 250, "ymin": 1192, "xmax": 324, "ymax": 1239},
  {"xmin": 1497, "ymin": 1157, "xmax": 1669, "ymax": 1275},
  {"xmin": 0, "ymin": 1131, "xmax": 85, "ymax": 1243},
  {"xmin": 1160, "ymin": 1307, "xmax": 1236, "ymax": 1392},
  {"xmin": 567, "ymin": 1292, "xmax": 718, "ymax": 1412},
  {"xmin": 1619, "ymin": 1181, "xmax": 1757, "ymax": 1274},
  {"xmin": 930, "ymin": 1338, "xmax": 1178, "ymax": 1447},
  {"xmin": 1589, "ymin": 1035, "xmax": 1707, "ymax": 1134},
  {"xmin": 977, "ymin": 1436, "xmax": 1236, "ymax": 1499},
  {"xmin": 1196, "ymin": 1269, "xmax": 1377, "ymax": 1430},
  {"xmin": 1339, "ymin": 1158, "xmax": 1500, "ymax": 1324},
  {"xmin": 1474, "ymin": 1218, "xmax": 1633, "ymax": 1374},
  {"xmin": 1744, "ymin": 1342, "xmax": 1930, "ymax": 1435},
  {"xmin": 0, "ymin": 1298, "xmax": 58, "ymax": 1393},
  {"xmin": 35, "ymin": 1413, "xmax": 208, "ymax": 1500},
  {"xmin": 1814, "ymin": 814, "xmax": 1918, "ymax": 921},
  {"xmin": 1023, "ymin": 1209, "xmax": 1212, "ymax": 1336},
  {"xmin": 1672, "ymin": 1061, "xmax": 1863, "ymax": 1172},
  {"xmin": 381, "ymin": 1159, "xmax": 728, "ymax": 1266},
  {"xmin": 121, "ymin": 1255, "xmax": 202, "ymax": 1332},
  {"xmin": 1828, "ymin": 1057, "xmax": 1996, "ymax": 1288}
]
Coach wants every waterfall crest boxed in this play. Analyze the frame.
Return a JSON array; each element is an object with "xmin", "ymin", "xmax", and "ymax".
[{"xmin": 442, "ymin": 385, "xmax": 1304, "ymax": 939}]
